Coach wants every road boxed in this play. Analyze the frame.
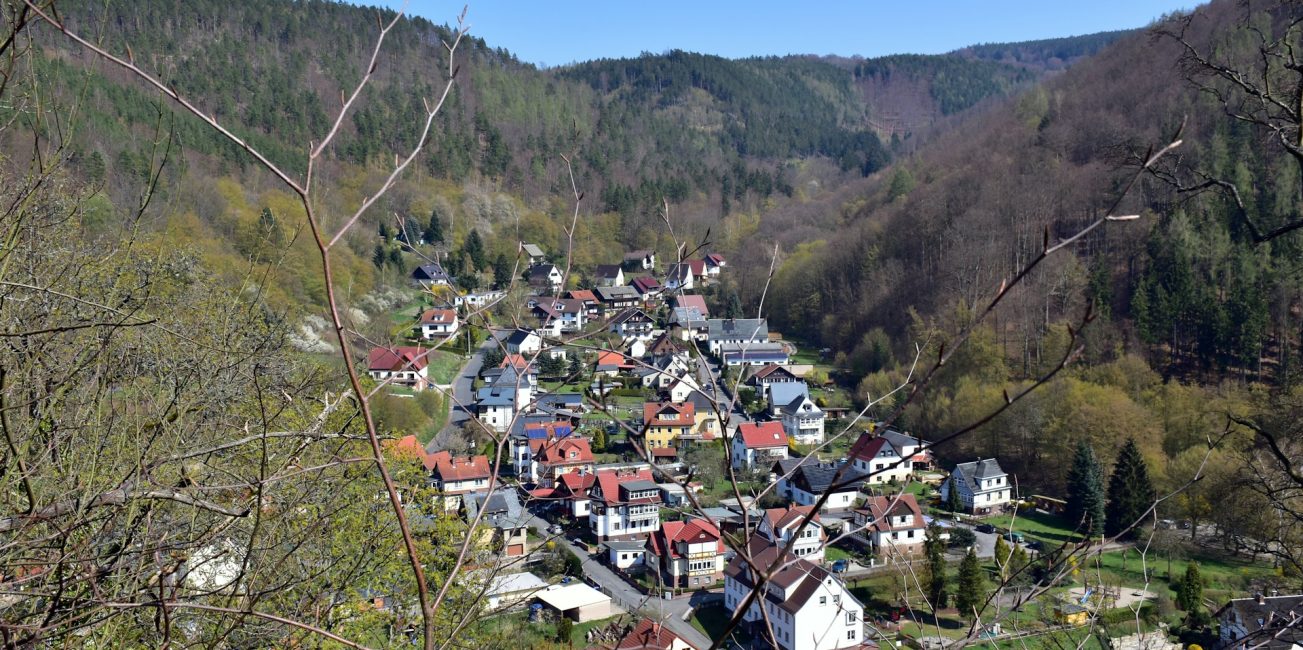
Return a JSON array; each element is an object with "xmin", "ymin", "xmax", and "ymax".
[
  {"xmin": 522, "ymin": 510, "xmax": 714, "ymax": 650},
  {"xmin": 427, "ymin": 328, "xmax": 503, "ymax": 453}
]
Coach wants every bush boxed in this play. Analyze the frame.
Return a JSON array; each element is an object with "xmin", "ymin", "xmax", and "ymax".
[{"xmin": 948, "ymin": 527, "xmax": 977, "ymax": 548}]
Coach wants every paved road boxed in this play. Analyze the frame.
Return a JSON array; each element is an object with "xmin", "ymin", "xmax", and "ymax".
[
  {"xmin": 523, "ymin": 511, "xmax": 714, "ymax": 649},
  {"xmin": 428, "ymin": 329, "xmax": 503, "ymax": 453}
]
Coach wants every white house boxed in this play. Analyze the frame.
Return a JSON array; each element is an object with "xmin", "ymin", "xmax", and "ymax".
[
  {"xmin": 453, "ymin": 289, "xmax": 506, "ymax": 308},
  {"xmin": 588, "ymin": 468, "xmax": 663, "ymax": 541},
  {"xmin": 756, "ymin": 505, "xmax": 826, "ymax": 561},
  {"xmin": 723, "ymin": 536, "xmax": 864, "ymax": 650},
  {"xmin": 593, "ymin": 264, "xmax": 625, "ymax": 287},
  {"xmin": 769, "ymin": 383, "xmax": 825, "ymax": 445},
  {"xmin": 522, "ymin": 243, "xmax": 547, "ymax": 265},
  {"xmin": 505, "ymin": 329, "xmax": 542, "ymax": 355},
  {"xmin": 940, "ymin": 458, "xmax": 1013, "ymax": 515},
  {"xmin": 665, "ymin": 263, "xmax": 695, "ymax": 291},
  {"xmin": 624, "ymin": 249, "xmax": 656, "ymax": 270},
  {"xmin": 847, "ymin": 435, "xmax": 911, "ymax": 485},
  {"xmin": 780, "ymin": 462, "xmax": 867, "ymax": 513},
  {"xmin": 416, "ymin": 308, "xmax": 459, "ymax": 339},
  {"xmin": 878, "ymin": 428, "xmax": 935, "ymax": 470},
  {"xmin": 475, "ymin": 366, "xmax": 536, "ymax": 433},
  {"xmin": 530, "ymin": 298, "xmax": 587, "ymax": 335},
  {"xmin": 850, "ymin": 494, "xmax": 927, "ymax": 558},
  {"xmin": 528, "ymin": 263, "xmax": 564, "ymax": 290},
  {"xmin": 610, "ymin": 308, "xmax": 655, "ymax": 340},
  {"xmin": 604, "ymin": 540, "xmax": 648, "ymax": 570},
  {"xmin": 706, "ymin": 318, "xmax": 769, "ymax": 356},
  {"xmin": 366, "ymin": 346, "xmax": 430, "ymax": 391},
  {"xmin": 732, "ymin": 421, "xmax": 791, "ymax": 470},
  {"xmin": 703, "ymin": 253, "xmax": 727, "ymax": 276}
]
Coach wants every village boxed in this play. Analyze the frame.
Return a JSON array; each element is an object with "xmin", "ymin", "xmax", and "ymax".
[{"xmin": 365, "ymin": 243, "xmax": 1295, "ymax": 650}]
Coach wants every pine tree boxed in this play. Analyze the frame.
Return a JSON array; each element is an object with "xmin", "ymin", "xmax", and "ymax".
[
  {"xmin": 492, "ymin": 252, "xmax": 511, "ymax": 290},
  {"xmin": 955, "ymin": 547, "xmax": 986, "ymax": 621},
  {"xmin": 993, "ymin": 536, "xmax": 1012, "ymax": 578},
  {"xmin": 424, "ymin": 209, "xmax": 444, "ymax": 244},
  {"xmin": 464, "ymin": 228, "xmax": 486, "ymax": 270},
  {"xmin": 1066, "ymin": 439, "xmax": 1106, "ymax": 536},
  {"xmin": 1105, "ymin": 438, "xmax": 1157, "ymax": 538},
  {"xmin": 1177, "ymin": 561, "xmax": 1203, "ymax": 614},
  {"xmin": 592, "ymin": 426, "xmax": 608, "ymax": 453},
  {"xmin": 372, "ymin": 243, "xmax": 387, "ymax": 269},
  {"xmin": 946, "ymin": 477, "xmax": 964, "ymax": 512},
  {"xmin": 924, "ymin": 525, "xmax": 949, "ymax": 612}
]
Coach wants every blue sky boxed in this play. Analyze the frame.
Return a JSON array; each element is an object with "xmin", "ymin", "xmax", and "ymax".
[{"xmin": 376, "ymin": 1, "xmax": 1198, "ymax": 67}]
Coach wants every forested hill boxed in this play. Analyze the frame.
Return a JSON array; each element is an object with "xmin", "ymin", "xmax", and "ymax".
[{"xmin": 953, "ymin": 29, "xmax": 1137, "ymax": 71}]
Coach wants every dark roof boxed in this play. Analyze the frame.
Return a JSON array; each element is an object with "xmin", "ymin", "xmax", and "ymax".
[
  {"xmin": 789, "ymin": 462, "xmax": 869, "ymax": 495},
  {"xmin": 707, "ymin": 318, "xmax": 768, "ymax": 342},
  {"xmin": 411, "ymin": 263, "xmax": 451, "ymax": 282},
  {"xmin": 595, "ymin": 285, "xmax": 640, "ymax": 301},
  {"xmin": 594, "ymin": 264, "xmax": 623, "ymax": 278},
  {"xmin": 505, "ymin": 329, "xmax": 535, "ymax": 345},
  {"xmin": 723, "ymin": 535, "xmax": 845, "ymax": 615},
  {"xmin": 1216, "ymin": 595, "xmax": 1303, "ymax": 650},
  {"xmin": 952, "ymin": 458, "xmax": 1007, "ymax": 493}
]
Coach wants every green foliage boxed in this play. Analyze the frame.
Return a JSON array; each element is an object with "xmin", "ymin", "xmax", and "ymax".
[
  {"xmin": 946, "ymin": 479, "xmax": 963, "ymax": 512},
  {"xmin": 955, "ymin": 547, "xmax": 986, "ymax": 620},
  {"xmin": 1065, "ymin": 439, "xmax": 1106, "ymax": 536},
  {"xmin": 925, "ymin": 525, "xmax": 949, "ymax": 611},
  {"xmin": 854, "ymin": 54, "xmax": 1035, "ymax": 115},
  {"xmin": 1176, "ymin": 561, "xmax": 1203, "ymax": 614},
  {"xmin": 555, "ymin": 616, "xmax": 573, "ymax": 645},
  {"xmin": 592, "ymin": 426, "xmax": 608, "ymax": 453},
  {"xmin": 482, "ymin": 347, "xmax": 506, "ymax": 369},
  {"xmin": 948, "ymin": 526, "xmax": 976, "ymax": 548},
  {"xmin": 1105, "ymin": 438, "xmax": 1157, "ymax": 538}
]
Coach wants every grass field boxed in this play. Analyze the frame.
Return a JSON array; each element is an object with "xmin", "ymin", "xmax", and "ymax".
[
  {"xmin": 689, "ymin": 603, "xmax": 748, "ymax": 643},
  {"xmin": 424, "ymin": 349, "xmax": 463, "ymax": 385},
  {"xmin": 985, "ymin": 510, "xmax": 1083, "ymax": 545}
]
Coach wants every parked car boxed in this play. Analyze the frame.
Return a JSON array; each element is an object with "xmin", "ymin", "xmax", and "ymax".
[
  {"xmin": 831, "ymin": 559, "xmax": 849, "ymax": 573},
  {"xmin": 1002, "ymin": 532, "xmax": 1025, "ymax": 543},
  {"xmin": 976, "ymin": 523, "xmax": 996, "ymax": 534},
  {"xmin": 1026, "ymin": 540, "xmax": 1044, "ymax": 551},
  {"xmin": 547, "ymin": 524, "xmax": 563, "ymax": 535}
]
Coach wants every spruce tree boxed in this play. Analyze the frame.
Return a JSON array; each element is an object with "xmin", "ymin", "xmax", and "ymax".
[
  {"xmin": 424, "ymin": 209, "xmax": 444, "ymax": 244},
  {"xmin": 955, "ymin": 547, "xmax": 986, "ymax": 620},
  {"xmin": 372, "ymin": 243, "xmax": 387, "ymax": 269},
  {"xmin": 592, "ymin": 426, "xmax": 607, "ymax": 453},
  {"xmin": 924, "ymin": 525, "xmax": 949, "ymax": 612},
  {"xmin": 1177, "ymin": 561, "xmax": 1203, "ymax": 614},
  {"xmin": 1066, "ymin": 439, "xmax": 1106, "ymax": 536},
  {"xmin": 464, "ymin": 228, "xmax": 486, "ymax": 270},
  {"xmin": 993, "ymin": 536, "xmax": 1012, "ymax": 578},
  {"xmin": 1105, "ymin": 438, "xmax": 1157, "ymax": 538},
  {"xmin": 492, "ymin": 252, "xmax": 511, "ymax": 290},
  {"xmin": 945, "ymin": 477, "xmax": 964, "ymax": 512}
]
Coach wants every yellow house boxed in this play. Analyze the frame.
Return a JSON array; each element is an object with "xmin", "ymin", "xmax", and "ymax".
[
  {"xmin": 1054, "ymin": 603, "xmax": 1091, "ymax": 626},
  {"xmin": 643, "ymin": 401, "xmax": 695, "ymax": 449}
]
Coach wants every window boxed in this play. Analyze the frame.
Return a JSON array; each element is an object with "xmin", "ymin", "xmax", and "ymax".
[
  {"xmin": 847, "ymin": 611, "xmax": 858, "ymax": 623},
  {"xmin": 819, "ymin": 596, "xmax": 827, "ymax": 605},
  {"xmin": 848, "ymin": 630, "xmax": 857, "ymax": 640},
  {"xmin": 833, "ymin": 595, "xmax": 841, "ymax": 605}
]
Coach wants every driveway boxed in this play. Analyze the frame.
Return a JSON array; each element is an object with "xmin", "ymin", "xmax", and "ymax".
[
  {"xmin": 523, "ymin": 513, "xmax": 714, "ymax": 649},
  {"xmin": 427, "ymin": 328, "xmax": 503, "ymax": 452}
]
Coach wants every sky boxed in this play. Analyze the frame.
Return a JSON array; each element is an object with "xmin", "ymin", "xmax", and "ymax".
[{"xmin": 376, "ymin": 1, "xmax": 1198, "ymax": 68}]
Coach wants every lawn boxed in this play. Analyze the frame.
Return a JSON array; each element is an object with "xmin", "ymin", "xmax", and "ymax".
[
  {"xmin": 985, "ymin": 510, "xmax": 1083, "ymax": 545},
  {"xmin": 689, "ymin": 603, "xmax": 748, "ymax": 643},
  {"xmin": 824, "ymin": 545, "xmax": 854, "ymax": 563},
  {"xmin": 1085, "ymin": 546, "xmax": 1272, "ymax": 594},
  {"xmin": 424, "ymin": 349, "xmax": 464, "ymax": 385}
]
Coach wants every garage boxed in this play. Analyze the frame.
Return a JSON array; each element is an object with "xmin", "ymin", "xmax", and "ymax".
[{"xmin": 534, "ymin": 583, "xmax": 613, "ymax": 623}]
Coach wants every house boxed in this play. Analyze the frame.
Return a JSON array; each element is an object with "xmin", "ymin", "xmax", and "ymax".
[
  {"xmin": 643, "ymin": 401, "xmax": 696, "ymax": 449},
  {"xmin": 757, "ymin": 505, "xmax": 827, "ymax": 561},
  {"xmin": 706, "ymin": 318, "xmax": 769, "ymax": 356},
  {"xmin": 415, "ymin": 308, "xmax": 459, "ymax": 339},
  {"xmin": 366, "ymin": 346, "xmax": 430, "ymax": 391},
  {"xmin": 504, "ymin": 329, "xmax": 542, "ymax": 355},
  {"xmin": 588, "ymin": 468, "xmax": 663, "ymax": 541},
  {"xmin": 940, "ymin": 458, "xmax": 1013, "ymax": 515},
  {"xmin": 732, "ymin": 421, "xmax": 791, "ymax": 470},
  {"xmin": 527, "ymin": 436, "xmax": 594, "ymax": 485},
  {"xmin": 522, "ymin": 243, "xmax": 547, "ymax": 265},
  {"xmin": 611, "ymin": 308, "xmax": 655, "ymax": 340},
  {"xmin": 878, "ymin": 429, "xmax": 935, "ymax": 471},
  {"xmin": 486, "ymin": 572, "xmax": 549, "ymax": 611},
  {"xmin": 647, "ymin": 518, "xmax": 728, "ymax": 588},
  {"xmin": 749, "ymin": 364, "xmax": 801, "ymax": 388},
  {"xmin": 665, "ymin": 263, "xmax": 695, "ymax": 291},
  {"xmin": 781, "ymin": 462, "xmax": 867, "ymax": 513},
  {"xmin": 614, "ymin": 618, "xmax": 697, "ymax": 650},
  {"xmin": 595, "ymin": 285, "xmax": 642, "ymax": 313},
  {"xmin": 850, "ymin": 494, "xmax": 926, "ymax": 558},
  {"xmin": 594, "ymin": 264, "xmax": 625, "ymax": 287},
  {"xmin": 720, "ymin": 342, "xmax": 791, "ymax": 367},
  {"xmin": 475, "ymin": 366, "xmax": 536, "ymax": 432},
  {"xmin": 768, "ymin": 383, "xmax": 825, "ymax": 445},
  {"xmin": 670, "ymin": 295, "xmax": 710, "ymax": 319},
  {"xmin": 428, "ymin": 451, "xmax": 492, "ymax": 510},
  {"xmin": 636, "ymin": 354, "xmax": 694, "ymax": 389},
  {"xmin": 452, "ymin": 289, "xmax": 506, "ymax": 308},
  {"xmin": 665, "ymin": 374, "xmax": 705, "ymax": 405},
  {"xmin": 1216, "ymin": 593, "xmax": 1303, "ymax": 650},
  {"xmin": 703, "ymin": 253, "xmax": 727, "ymax": 276},
  {"xmin": 411, "ymin": 263, "xmax": 452, "ymax": 288},
  {"xmin": 645, "ymin": 332, "xmax": 685, "ymax": 361},
  {"xmin": 604, "ymin": 540, "xmax": 649, "ymax": 570},
  {"xmin": 530, "ymin": 297, "xmax": 587, "ymax": 334},
  {"xmin": 554, "ymin": 471, "xmax": 596, "ymax": 518},
  {"xmin": 596, "ymin": 350, "xmax": 636, "ymax": 376},
  {"xmin": 527, "ymin": 263, "xmax": 563, "ymax": 291},
  {"xmin": 847, "ymin": 434, "xmax": 910, "ymax": 485},
  {"xmin": 623, "ymin": 249, "xmax": 656, "ymax": 271},
  {"xmin": 566, "ymin": 289, "xmax": 601, "ymax": 316},
  {"xmin": 631, "ymin": 275, "xmax": 663, "ymax": 299},
  {"xmin": 462, "ymin": 489, "xmax": 531, "ymax": 557},
  {"xmin": 507, "ymin": 419, "xmax": 572, "ymax": 479},
  {"xmin": 723, "ymin": 535, "xmax": 865, "ymax": 650}
]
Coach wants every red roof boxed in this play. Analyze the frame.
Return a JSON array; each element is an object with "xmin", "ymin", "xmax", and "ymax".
[
  {"xmin": 857, "ymin": 494, "xmax": 925, "ymax": 533},
  {"xmin": 501, "ymin": 354, "xmax": 531, "ymax": 370},
  {"xmin": 427, "ymin": 450, "xmax": 491, "ymax": 482},
  {"xmin": 531, "ymin": 437, "xmax": 594, "ymax": 466},
  {"xmin": 631, "ymin": 276, "xmax": 662, "ymax": 293},
  {"xmin": 848, "ymin": 434, "xmax": 896, "ymax": 462},
  {"xmin": 642, "ymin": 401, "xmax": 695, "ymax": 427},
  {"xmin": 567, "ymin": 289, "xmax": 598, "ymax": 304},
  {"xmin": 651, "ymin": 447, "xmax": 678, "ymax": 458},
  {"xmin": 418, "ymin": 308, "xmax": 456, "ymax": 325},
  {"xmin": 367, "ymin": 346, "xmax": 430, "ymax": 372},
  {"xmin": 762, "ymin": 505, "xmax": 821, "ymax": 533},
  {"xmin": 737, "ymin": 421, "xmax": 788, "ymax": 449},
  {"xmin": 649, "ymin": 518, "xmax": 724, "ymax": 560},
  {"xmin": 591, "ymin": 468, "xmax": 658, "ymax": 506},
  {"xmin": 671, "ymin": 294, "xmax": 710, "ymax": 318},
  {"xmin": 686, "ymin": 259, "xmax": 706, "ymax": 276},
  {"xmin": 705, "ymin": 253, "xmax": 726, "ymax": 267},
  {"xmin": 555, "ymin": 472, "xmax": 596, "ymax": 498},
  {"xmin": 615, "ymin": 618, "xmax": 697, "ymax": 650},
  {"xmin": 597, "ymin": 350, "xmax": 634, "ymax": 369}
]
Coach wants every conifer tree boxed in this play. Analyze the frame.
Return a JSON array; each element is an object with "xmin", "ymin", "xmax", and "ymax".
[
  {"xmin": 464, "ymin": 228, "xmax": 486, "ymax": 270},
  {"xmin": 492, "ymin": 252, "xmax": 511, "ymax": 290},
  {"xmin": 592, "ymin": 426, "xmax": 608, "ymax": 453},
  {"xmin": 946, "ymin": 477, "xmax": 964, "ymax": 512},
  {"xmin": 1105, "ymin": 438, "xmax": 1157, "ymax": 538},
  {"xmin": 372, "ymin": 243, "xmax": 387, "ymax": 269},
  {"xmin": 994, "ymin": 536, "xmax": 1012, "ymax": 578},
  {"xmin": 1066, "ymin": 439, "xmax": 1106, "ymax": 536},
  {"xmin": 955, "ymin": 547, "xmax": 986, "ymax": 620},
  {"xmin": 425, "ymin": 209, "xmax": 444, "ymax": 244},
  {"xmin": 1177, "ymin": 561, "xmax": 1203, "ymax": 614},
  {"xmin": 924, "ymin": 525, "xmax": 949, "ymax": 612}
]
